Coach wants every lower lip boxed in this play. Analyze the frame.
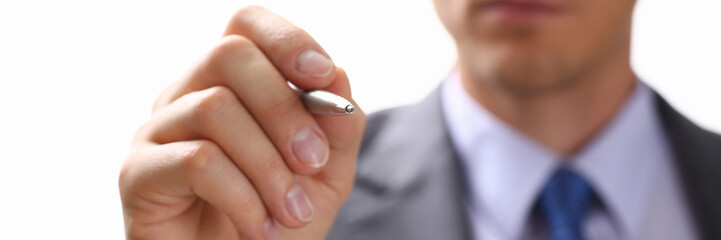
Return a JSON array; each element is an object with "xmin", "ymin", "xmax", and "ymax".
[{"xmin": 479, "ymin": 2, "xmax": 561, "ymax": 23}]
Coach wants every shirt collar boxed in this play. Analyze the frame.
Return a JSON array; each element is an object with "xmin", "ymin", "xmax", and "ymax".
[
  {"xmin": 441, "ymin": 71, "xmax": 664, "ymax": 239},
  {"xmin": 572, "ymin": 79, "xmax": 668, "ymax": 239}
]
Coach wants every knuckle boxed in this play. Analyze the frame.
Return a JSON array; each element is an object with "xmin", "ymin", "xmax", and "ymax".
[
  {"xmin": 118, "ymin": 149, "xmax": 150, "ymax": 197},
  {"xmin": 256, "ymin": 155, "xmax": 296, "ymax": 201},
  {"xmin": 217, "ymin": 35, "xmax": 256, "ymax": 57},
  {"xmin": 183, "ymin": 140, "xmax": 221, "ymax": 174},
  {"xmin": 189, "ymin": 87, "xmax": 236, "ymax": 124},
  {"xmin": 131, "ymin": 119, "xmax": 158, "ymax": 145},
  {"xmin": 118, "ymin": 155, "xmax": 136, "ymax": 194},
  {"xmin": 151, "ymin": 85, "xmax": 175, "ymax": 113},
  {"xmin": 130, "ymin": 123, "xmax": 149, "ymax": 145},
  {"xmin": 257, "ymin": 153, "xmax": 287, "ymax": 176},
  {"xmin": 205, "ymin": 86, "xmax": 237, "ymax": 105},
  {"xmin": 266, "ymin": 93, "xmax": 300, "ymax": 117},
  {"xmin": 332, "ymin": 179, "xmax": 355, "ymax": 204},
  {"xmin": 205, "ymin": 35, "xmax": 257, "ymax": 76},
  {"xmin": 234, "ymin": 5, "xmax": 267, "ymax": 19},
  {"xmin": 233, "ymin": 189, "xmax": 260, "ymax": 216}
]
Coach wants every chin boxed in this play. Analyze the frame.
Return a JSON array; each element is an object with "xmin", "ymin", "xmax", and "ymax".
[{"xmin": 465, "ymin": 45, "xmax": 579, "ymax": 96}]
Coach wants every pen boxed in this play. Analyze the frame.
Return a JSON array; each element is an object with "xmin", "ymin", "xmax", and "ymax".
[{"xmin": 289, "ymin": 83, "xmax": 355, "ymax": 116}]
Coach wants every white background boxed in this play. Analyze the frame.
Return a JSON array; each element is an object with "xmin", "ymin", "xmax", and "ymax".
[{"xmin": 0, "ymin": 0, "xmax": 719, "ymax": 238}]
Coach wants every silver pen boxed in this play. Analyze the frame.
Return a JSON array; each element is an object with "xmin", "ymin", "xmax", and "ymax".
[{"xmin": 289, "ymin": 83, "xmax": 355, "ymax": 115}]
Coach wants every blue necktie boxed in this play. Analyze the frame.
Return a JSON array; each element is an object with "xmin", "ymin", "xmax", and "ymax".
[{"xmin": 538, "ymin": 167, "xmax": 594, "ymax": 240}]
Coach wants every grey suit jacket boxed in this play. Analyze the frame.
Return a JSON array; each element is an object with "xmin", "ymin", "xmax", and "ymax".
[{"xmin": 327, "ymin": 87, "xmax": 721, "ymax": 240}]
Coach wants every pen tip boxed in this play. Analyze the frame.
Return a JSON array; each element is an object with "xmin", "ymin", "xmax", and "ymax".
[{"xmin": 345, "ymin": 105, "xmax": 355, "ymax": 114}]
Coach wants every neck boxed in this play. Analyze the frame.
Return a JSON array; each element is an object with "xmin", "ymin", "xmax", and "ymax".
[{"xmin": 459, "ymin": 45, "xmax": 635, "ymax": 156}]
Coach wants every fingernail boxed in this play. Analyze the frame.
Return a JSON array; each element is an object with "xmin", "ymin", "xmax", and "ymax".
[
  {"xmin": 295, "ymin": 49, "xmax": 334, "ymax": 77},
  {"xmin": 291, "ymin": 128, "xmax": 328, "ymax": 168},
  {"xmin": 285, "ymin": 184, "xmax": 314, "ymax": 222},
  {"xmin": 263, "ymin": 218, "xmax": 279, "ymax": 240}
]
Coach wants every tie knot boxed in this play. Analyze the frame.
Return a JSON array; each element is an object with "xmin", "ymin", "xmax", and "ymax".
[{"xmin": 538, "ymin": 167, "xmax": 594, "ymax": 240}]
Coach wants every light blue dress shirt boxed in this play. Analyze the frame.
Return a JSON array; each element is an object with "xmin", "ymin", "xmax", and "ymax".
[{"xmin": 441, "ymin": 72, "xmax": 696, "ymax": 240}]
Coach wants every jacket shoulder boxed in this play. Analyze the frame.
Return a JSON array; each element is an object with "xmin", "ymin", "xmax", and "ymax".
[{"xmin": 655, "ymin": 93, "xmax": 721, "ymax": 239}]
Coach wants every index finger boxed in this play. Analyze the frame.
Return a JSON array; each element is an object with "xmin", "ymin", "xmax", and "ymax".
[{"xmin": 225, "ymin": 6, "xmax": 337, "ymax": 91}]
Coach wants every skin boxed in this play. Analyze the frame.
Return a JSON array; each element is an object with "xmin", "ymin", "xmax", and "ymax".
[
  {"xmin": 120, "ymin": 0, "xmax": 640, "ymax": 238},
  {"xmin": 120, "ymin": 7, "xmax": 366, "ymax": 240},
  {"xmin": 434, "ymin": 0, "xmax": 638, "ymax": 154}
]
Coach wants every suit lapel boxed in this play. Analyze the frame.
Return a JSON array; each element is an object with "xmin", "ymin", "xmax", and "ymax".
[
  {"xmin": 656, "ymin": 93, "xmax": 721, "ymax": 240},
  {"xmin": 330, "ymin": 88, "xmax": 473, "ymax": 239}
]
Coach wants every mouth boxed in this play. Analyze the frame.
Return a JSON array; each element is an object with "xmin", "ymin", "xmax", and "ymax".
[{"xmin": 475, "ymin": 0, "xmax": 564, "ymax": 23}]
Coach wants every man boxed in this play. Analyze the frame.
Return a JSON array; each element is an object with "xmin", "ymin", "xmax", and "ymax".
[{"xmin": 119, "ymin": 1, "xmax": 721, "ymax": 240}]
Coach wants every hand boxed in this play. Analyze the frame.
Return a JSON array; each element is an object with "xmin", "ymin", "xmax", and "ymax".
[{"xmin": 119, "ymin": 6, "xmax": 366, "ymax": 239}]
